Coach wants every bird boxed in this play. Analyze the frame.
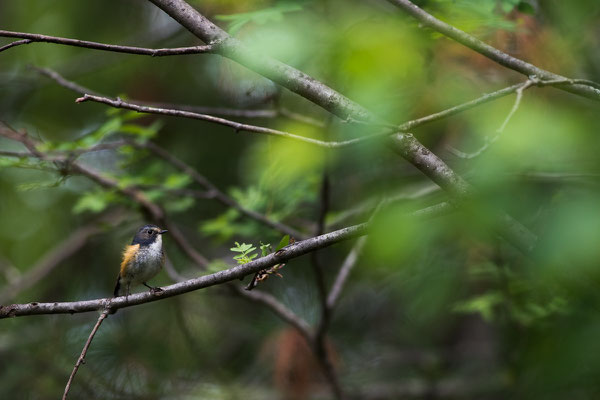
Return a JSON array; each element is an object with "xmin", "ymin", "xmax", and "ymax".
[{"xmin": 114, "ymin": 224, "xmax": 168, "ymax": 297}]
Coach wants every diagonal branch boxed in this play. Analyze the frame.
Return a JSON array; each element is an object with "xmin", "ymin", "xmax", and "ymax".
[
  {"xmin": 326, "ymin": 237, "xmax": 367, "ymax": 311},
  {"xmin": 0, "ymin": 38, "xmax": 32, "ymax": 52},
  {"xmin": 383, "ymin": 0, "xmax": 600, "ymax": 102},
  {"xmin": 0, "ymin": 222, "xmax": 368, "ymax": 318},
  {"xmin": 62, "ymin": 309, "xmax": 110, "ymax": 400},
  {"xmin": 229, "ymin": 285, "xmax": 313, "ymax": 342},
  {"xmin": 0, "ymin": 29, "xmax": 212, "ymax": 56}
]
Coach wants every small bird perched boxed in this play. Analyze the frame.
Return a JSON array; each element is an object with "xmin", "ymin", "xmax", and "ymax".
[{"xmin": 114, "ymin": 224, "xmax": 168, "ymax": 297}]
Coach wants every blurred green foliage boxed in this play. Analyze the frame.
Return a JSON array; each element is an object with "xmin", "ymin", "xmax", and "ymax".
[{"xmin": 1, "ymin": 0, "xmax": 600, "ymax": 399}]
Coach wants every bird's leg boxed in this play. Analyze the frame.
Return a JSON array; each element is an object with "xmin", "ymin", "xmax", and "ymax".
[{"xmin": 143, "ymin": 282, "xmax": 163, "ymax": 293}]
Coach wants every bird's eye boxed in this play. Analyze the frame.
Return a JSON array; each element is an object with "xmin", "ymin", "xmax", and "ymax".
[{"xmin": 147, "ymin": 230, "xmax": 153, "ymax": 235}]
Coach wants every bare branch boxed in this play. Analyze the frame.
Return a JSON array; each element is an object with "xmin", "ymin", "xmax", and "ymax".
[
  {"xmin": 31, "ymin": 66, "xmax": 102, "ymax": 97},
  {"xmin": 327, "ymin": 183, "xmax": 441, "ymax": 229},
  {"xmin": 76, "ymin": 94, "xmax": 369, "ymax": 148},
  {"xmin": 0, "ymin": 38, "xmax": 32, "ymax": 52},
  {"xmin": 229, "ymin": 285, "xmax": 312, "ymax": 342},
  {"xmin": 384, "ymin": 0, "xmax": 600, "ymax": 102},
  {"xmin": 0, "ymin": 29, "xmax": 212, "ymax": 56},
  {"xmin": 0, "ymin": 222, "xmax": 368, "ymax": 318},
  {"xmin": 448, "ymin": 80, "xmax": 534, "ymax": 159},
  {"xmin": 326, "ymin": 237, "xmax": 367, "ymax": 310},
  {"xmin": 62, "ymin": 309, "xmax": 110, "ymax": 400},
  {"xmin": 398, "ymin": 83, "xmax": 524, "ymax": 131}
]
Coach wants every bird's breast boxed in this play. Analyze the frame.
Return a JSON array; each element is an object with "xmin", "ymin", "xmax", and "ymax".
[{"xmin": 123, "ymin": 238, "xmax": 164, "ymax": 284}]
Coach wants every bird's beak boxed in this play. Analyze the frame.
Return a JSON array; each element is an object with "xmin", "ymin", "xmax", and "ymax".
[{"xmin": 159, "ymin": 230, "xmax": 168, "ymax": 234}]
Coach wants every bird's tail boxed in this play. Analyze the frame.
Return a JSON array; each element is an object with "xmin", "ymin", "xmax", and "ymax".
[{"xmin": 113, "ymin": 276, "xmax": 121, "ymax": 297}]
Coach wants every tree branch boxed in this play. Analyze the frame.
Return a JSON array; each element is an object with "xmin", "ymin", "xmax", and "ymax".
[
  {"xmin": 0, "ymin": 222, "xmax": 367, "ymax": 318},
  {"xmin": 448, "ymin": 79, "xmax": 534, "ymax": 159},
  {"xmin": 62, "ymin": 309, "xmax": 110, "ymax": 400},
  {"xmin": 384, "ymin": 0, "xmax": 600, "ymax": 102},
  {"xmin": 0, "ymin": 38, "xmax": 32, "ymax": 52},
  {"xmin": 0, "ymin": 29, "xmax": 212, "ymax": 56},
  {"xmin": 326, "ymin": 237, "xmax": 367, "ymax": 310},
  {"xmin": 76, "ymin": 94, "xmax": 368, "ymax": 148}
]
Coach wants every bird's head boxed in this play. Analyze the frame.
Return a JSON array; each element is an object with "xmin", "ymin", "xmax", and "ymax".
[{"xmin": 132, "ymin": 224, "xmax": 168, "ymax": 246}]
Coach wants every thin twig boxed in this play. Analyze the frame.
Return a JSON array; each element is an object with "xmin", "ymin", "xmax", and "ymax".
[
  {"xmin": 398, "ymin": 83, "xmax": 524, "ymax": 131},
  {"xmin": 0, "ymin": 30, "xmax": 212, "ymax": 56},
  {"xmin": 326, "ymin": 237, "xmax": 367, "ymax": 310},
  {"xmin": 31, "ymin": 66, "xmax": 102, "ymax": 97},
  {"xmin": 311, "ymin": 173, "xmax": 330, "ymax": 325},
  {"xmin": 353, "ymin": 77, "xmax": 599, "ymax": 133},
  {"xmin": 62, "ymin": 308, "xmax": 110, "ymax": 400},
  {"xmin": 308, "ymin": 171, "xmax": 347, "ymax": 400},
  {"xmin": 0, "ymin": 38, "xmax": 32, "ymax": 52},
  {"xmin": 75, "ymin": 94, "xmax": 370, "ymax": 148},
  {"xmin": 327, "ymin": 183, "xmax": 440, "ymax": 229},
  {"xmin": 447, "ymin": 80, "xmax": 534, "ymax": 159}
]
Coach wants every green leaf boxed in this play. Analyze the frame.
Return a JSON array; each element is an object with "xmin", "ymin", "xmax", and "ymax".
[
  {"xmin": 276, "ymin": 235, "xmax": 290, "ymax": 251},
  {"xmin": 260, "ymin": 242, "xmax": 271, "ymax": 257},
  {"xmin": 230, "ymin": 242, "xmax": 245, "ymax": 252}
]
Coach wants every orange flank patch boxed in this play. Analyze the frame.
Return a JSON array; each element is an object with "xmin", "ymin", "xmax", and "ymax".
[{"xmin": 120, "ymin": 244, "xmax": 140, "ymax": 276}]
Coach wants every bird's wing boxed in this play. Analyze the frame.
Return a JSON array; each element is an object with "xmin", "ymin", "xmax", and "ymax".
[{"xmin": 120, "ymin": 243, "xmax": 140, "ymax": 276}]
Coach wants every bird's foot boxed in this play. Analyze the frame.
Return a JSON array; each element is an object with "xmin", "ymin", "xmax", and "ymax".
[{"xmin": 143, "ymin": 282, "xmax": 163, "ymax": 294}]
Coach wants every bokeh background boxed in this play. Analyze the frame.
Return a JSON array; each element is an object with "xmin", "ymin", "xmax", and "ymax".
[{"xmin": 1, "ymin": 0, "xmax": 600, "ymax": 398}]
